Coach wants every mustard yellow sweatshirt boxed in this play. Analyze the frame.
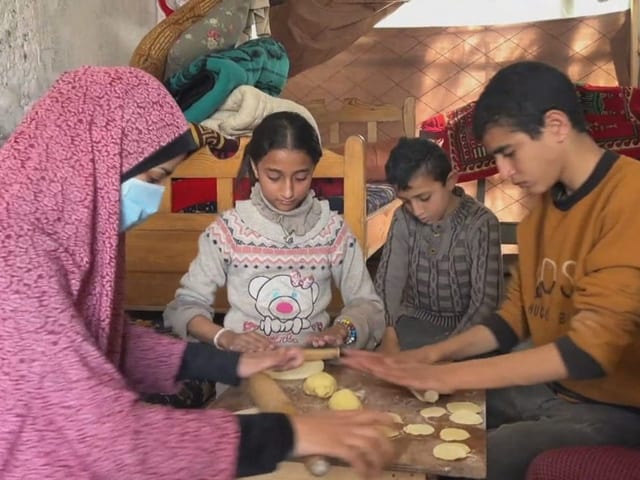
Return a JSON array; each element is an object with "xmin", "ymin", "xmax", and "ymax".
[{"xmin": 484, "ymin": 151, "xmax": 640, "ymax": 409}]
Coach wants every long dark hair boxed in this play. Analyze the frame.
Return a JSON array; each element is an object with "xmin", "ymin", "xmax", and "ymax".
[{"xmin": 238, "ymin": 111, "xmax": 322, "ymax": 184}]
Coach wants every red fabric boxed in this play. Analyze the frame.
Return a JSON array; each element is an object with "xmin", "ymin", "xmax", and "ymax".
[
  {"xmin": 0, "ymin": 66, "xmax": 239, "ymax": 479},
  {"xmin": 420, "ymin": 84, "xmax": 640, "ymax": 182},
  {"xmin": 526, "ymin": 446, "xmax": 640, "ymax": 480},
  {"xmin": 171, "ymin": 177, "xmax": 345, "ymax": 211},
  {"xmin": 158, "ymin": 0, "xmax": 174, "ymax": 16}
]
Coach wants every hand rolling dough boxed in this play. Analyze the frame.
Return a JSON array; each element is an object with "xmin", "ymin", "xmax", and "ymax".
[
  {"xmin": 328, "ymin": 388, "xmax": 363, "ymax": 410},
  {"xmin": 303, "ymin": 372, "xmax": 337, "ymax": 398},
  {"xmin": 267, "ymin": 360, "xmax": 324, "ymax": 380},
  {"xmin": 432, "ymin": 442, "xmax": 471, "ymax": 461}
]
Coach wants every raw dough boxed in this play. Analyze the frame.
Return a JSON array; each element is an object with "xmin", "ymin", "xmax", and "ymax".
[
  {"xmin": 432, "ymin": 442, "xmax": 471, "ymax": 461},
  {"xmin": 419, "ymin": 406, "xmax": 447, "ymax": 418},
  {"xmin": 381, "ymin": 412, "xmax": 404, "ymax": 438},
  {"xmin": 403, "ymin": 424, "xmax": 435, "ymax": 436},
  {"xmin": 439, "ymin": 427, "xmax": 471, "ymax": 441},
  {"xmin": 267, "ymin": 360, "xmax": 324, "ymax": 380},
  {"xmin": 410, "ymin": 389, "xmax": 440, "ymax": 403},
  {"xmin": 303, "ymin": 372, "xmax": 337, "ymax": 398},
  {"xmin": 449, "ymin": 410, "xmax": 483, "ymax": 425},
  {"xmin": 234, "ymin": 407, "xmax": 260, "ymax": 415},
  {"xmin": 446, "ymin": 401, "xmax": 483, "ymax": 414},
  {"xmin": 328, "ymin": 388, "xmax": 363, "ymax": 410}
]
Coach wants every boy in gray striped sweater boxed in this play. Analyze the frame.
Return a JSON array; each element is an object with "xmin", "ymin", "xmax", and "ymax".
[{"xmin": 376, "ymin": 137, "xmax": 502, "ymax": 352}]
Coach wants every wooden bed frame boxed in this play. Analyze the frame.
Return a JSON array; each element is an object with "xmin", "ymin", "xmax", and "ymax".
[
  {"xmin": 126, "ymin": 135, "xmax": 385, "ymax": 312},
  {"xmin": 125, "ymin": 95, "xmax": 417, "ymax": 311}
]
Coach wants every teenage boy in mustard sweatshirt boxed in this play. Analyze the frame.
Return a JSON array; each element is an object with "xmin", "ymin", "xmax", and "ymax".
[{"xmin": 343, "ymin": 61, "xmax": 640, "ymax": 480}]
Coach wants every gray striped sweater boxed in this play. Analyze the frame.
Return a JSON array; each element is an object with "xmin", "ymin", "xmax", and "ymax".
[{"xmin": 375, "ymin": 187, "xmax": 503, "ymax": 335}]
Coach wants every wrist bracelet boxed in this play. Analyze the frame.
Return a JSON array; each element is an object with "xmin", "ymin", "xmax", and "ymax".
[
  {"xmin": 213, "ymin": 328, "xmax": 228, "ymax": 349},
  {"xmin": 335, "ymin": 318, "xmax": 357, "ymax": 345}
]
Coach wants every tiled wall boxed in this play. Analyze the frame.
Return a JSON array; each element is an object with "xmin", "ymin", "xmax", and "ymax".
[{"xmin": 282, "ymin": 11, "xmax": 629, "ymax": 223}]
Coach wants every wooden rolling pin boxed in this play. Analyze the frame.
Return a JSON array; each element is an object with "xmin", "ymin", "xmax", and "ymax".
[
  {"xmin": 302, "ymin": 347, "xmax": 341, "ymax": 362},
  {"xmin": 247, "ymin": 372, "xmax": 331, "ymax": 477}
]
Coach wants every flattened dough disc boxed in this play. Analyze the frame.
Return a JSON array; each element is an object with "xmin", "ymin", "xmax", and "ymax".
[
  {"xmin": 433, "ymin": 442, "xmax": 470, "ymax": 461},
  {"xmin": 439, "ymin": 427, "xmax": 471, "ymax": 441},
  {"xmin": 403, "ymin": 424, "xmax": 435, "ymax": 436},
  {"xmin": 446, "ymin": 401, "xmax": 482, "ymax": 414},
  {"xmin": 420, "ymin": 406, "xmax": 447, "ymax": 418},
  {"xmin": 449, "ymin": 410, "xmax": 483, "ymax": 425},
  {"xmin": 267, "ymin": 360, "xmax": 324, "ymax": 380}
]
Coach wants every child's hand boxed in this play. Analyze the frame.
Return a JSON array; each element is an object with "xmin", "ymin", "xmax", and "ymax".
[
  {"xmin": 218, "ymin": 330, "xmax": 273, "ymax": 352},
  {"xmin": 306, "ymin": 324, "xmax": 347, "ymax": 348},
  {"xmin": 290, "ymin": 410, "xmax": 397, "ymax": 478},
  {"xmin": 236, "ymin": 347, "xmax": 304, "ymax": 378},
  {"xmin": 340, "ymin": 349, "xmax": 454, "ymax": 393}
]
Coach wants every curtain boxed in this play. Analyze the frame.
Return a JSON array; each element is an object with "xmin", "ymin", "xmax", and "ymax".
[{"xmin": 270, "ymin": 0, "xmax": 407, "ymax": 77}]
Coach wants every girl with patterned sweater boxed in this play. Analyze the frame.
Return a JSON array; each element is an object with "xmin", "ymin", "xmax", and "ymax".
[
  {"xmin": 376, "ymin": 137, "xmax": 503, "ymax": 352},
  {"xmin": 164, "ymin": 112, "xmax": 385, "ymax": 352}
]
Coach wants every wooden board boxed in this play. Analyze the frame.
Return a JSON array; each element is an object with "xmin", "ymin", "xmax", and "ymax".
[
  {"xmin": 211, "ymin": 365, "xmax": 486, "ymax": 479},
  {"xmin": 247, "ymin": 462, "xmax": 426, "ymax": 480}
]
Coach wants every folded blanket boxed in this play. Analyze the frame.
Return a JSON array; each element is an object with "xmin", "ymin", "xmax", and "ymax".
[
  {"xmin": 166, "ymin": 37, "xmax": 290, "ymax": 123},
  {"xmin": 201, "ymin": 85, "xmax": 320, "ymax": 140}
]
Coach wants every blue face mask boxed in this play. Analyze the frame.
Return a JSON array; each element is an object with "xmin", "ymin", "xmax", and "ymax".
[{"xmin": 119, "ymin": 178, "xmax": 165, "ymax": 232}]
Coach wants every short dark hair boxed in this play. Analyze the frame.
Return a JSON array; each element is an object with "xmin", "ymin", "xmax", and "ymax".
[
  {"xmin": 385, "ymin": 137, "xmax": 452, "ymax": 190},
  {"xmin": 239, "ymin": 111, "xmax": 322, "ymax": 183},
  {"xmin": 472, "ymin": 61, "xmax": 587, "ymax": 140}
]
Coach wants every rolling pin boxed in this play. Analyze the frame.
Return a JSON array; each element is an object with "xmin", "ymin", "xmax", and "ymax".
[
  {"xmin": 302, "ymin": 347, "xmax": 341, "ymax": 362},
  {"xmin": 247, "ymin": 372, "xmax": 331, "ymax": 476}
]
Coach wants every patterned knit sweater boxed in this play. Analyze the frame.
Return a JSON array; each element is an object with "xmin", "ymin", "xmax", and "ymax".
[
  {"xmin": 375, "ymin": 187, "xmax": 503, "ymax": 334},
  {"xmin": 164, "ymin": 190, "xmax": 384, "ymax": 349}
]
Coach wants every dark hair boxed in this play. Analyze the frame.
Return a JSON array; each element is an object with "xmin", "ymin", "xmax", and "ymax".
[
  {"xmin": 239, "ymin": 111, "xmax": 322, "ymax": 183},
  {"xmin": 385, "ymin": 137, "xmax": 452, "ymax": 190},
  {"xmin": 472, "ymin": 61, "xmax": 587, "ymax": 140}
]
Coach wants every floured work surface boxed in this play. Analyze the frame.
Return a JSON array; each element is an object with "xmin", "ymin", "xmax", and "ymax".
[{"xmin": 211, "ymin": 365, "xmax": 486, "ymax": 479}]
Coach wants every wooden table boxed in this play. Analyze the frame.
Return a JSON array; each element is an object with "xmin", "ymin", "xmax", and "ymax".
[{"xmin": 210, "ymin": 365, "xmax": 486, "ymax": 479}]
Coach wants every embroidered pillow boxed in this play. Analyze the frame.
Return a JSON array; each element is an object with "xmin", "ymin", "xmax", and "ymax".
[{"xmin": 165, "ymin": 0, "xmax": 251, "ymax": 79}]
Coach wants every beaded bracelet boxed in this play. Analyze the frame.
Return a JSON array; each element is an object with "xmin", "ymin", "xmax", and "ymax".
[{"xmin": 335, "ymin": 318, "xmax": 357, "ymax": 345}]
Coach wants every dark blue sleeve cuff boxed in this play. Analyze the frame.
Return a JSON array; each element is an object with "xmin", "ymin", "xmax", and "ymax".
[
  {"xmin": 555, "ymin": 336, "xmax": 606, "ymax": 379},
  {"xmin": 177, "ymin": 342, "xmax": 242, "ymax": 386},
  {"xmin": 236, "ymin": 413, "xmax": 294, "ymax": 477},
  {"xmin": 482, "ymin": 313, "xmax": 520, "ymax": 353}
]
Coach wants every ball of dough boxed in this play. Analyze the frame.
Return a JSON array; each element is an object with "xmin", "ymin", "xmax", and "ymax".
[
  {"xmin": 410, "ymin": 389, "xmax": 440, "ymax": 403},
  {"xmin": 328, "ymin": 388, "xmax": 362, "ymax": 411},
  {"xmin": 303, "ymin": 372, "xmax": 337, "ymax": 398}
]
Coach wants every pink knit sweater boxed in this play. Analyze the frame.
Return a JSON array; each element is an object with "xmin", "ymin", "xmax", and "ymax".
[{"xmin": 0, "ymin": 66, "xmax": 239, "ymax": 479}]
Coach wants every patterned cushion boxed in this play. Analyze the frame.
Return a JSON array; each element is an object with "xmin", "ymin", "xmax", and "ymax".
[
  {"xmin": 165, "ymin": 0, "xmax": 251, "ymax": 79},
  {"xmin": 421, "ymin": 102, "xmax": 497, "ymax": 183}
]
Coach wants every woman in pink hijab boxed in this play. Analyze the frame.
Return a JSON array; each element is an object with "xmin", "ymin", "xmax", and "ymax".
[{"xmin": 0, "ymin": 66, "xmax": 394, "ymax": 479}]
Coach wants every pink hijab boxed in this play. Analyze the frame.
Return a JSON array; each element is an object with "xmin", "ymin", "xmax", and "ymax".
[{"xmin": 0, "ymin": 67, "xmax": 238, "ymax": 478}]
